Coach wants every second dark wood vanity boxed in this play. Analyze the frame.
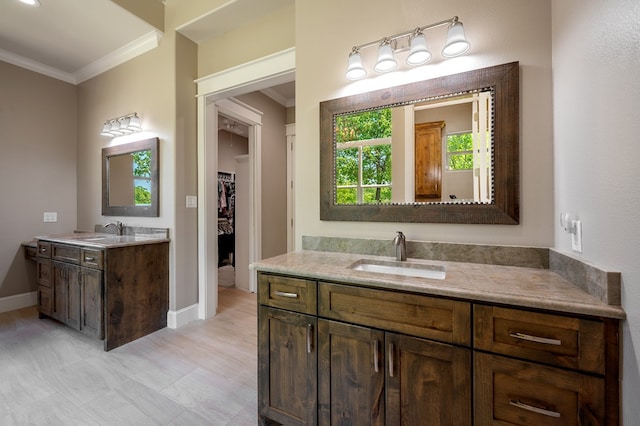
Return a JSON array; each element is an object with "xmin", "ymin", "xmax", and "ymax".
[{"xmin": 36, "ymin": 233, "xmax": 169, "ymax": 351}]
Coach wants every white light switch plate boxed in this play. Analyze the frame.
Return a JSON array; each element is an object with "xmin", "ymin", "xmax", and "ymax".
[
  {"xmin": 43, "ymin": 212, "xmax": 57, "ymax": 222},
  {"xmin": 186, "ymin": 195, "xmax": 197, "ymax": 208}
]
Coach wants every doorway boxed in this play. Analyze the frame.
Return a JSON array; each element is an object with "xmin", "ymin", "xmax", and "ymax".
[{"xmin": 196, "ymin": 48, "xmax": 295, "ymax": 319}]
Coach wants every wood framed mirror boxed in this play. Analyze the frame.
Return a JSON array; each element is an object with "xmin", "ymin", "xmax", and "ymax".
[
  {"xmin": 320, "ymin": 62, "xmax": 519, "ymax": 224},
  {"xmin": 102, "ymin": 137, "xmax": 159, "ymax": 217}
]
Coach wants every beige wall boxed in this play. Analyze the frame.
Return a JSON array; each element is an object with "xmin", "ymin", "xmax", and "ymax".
[
  {"xmin": 197, "ymin": 4, "xmax": 295, "ymax": 77},
  {"xmin": 295, "ymin": 0, "xmax": 554, "ymax": 247},
  {"xmin": 76, "ymin": 18, "xmax": 198, "ymax": 311},
  {"xmin": 218, "ymin": 130, "xmax": 248, "ymax": 172},
  {"xmin": 0, "ymin": 62, "xmax": 77, "ymax": 299},
  {"xmin": 552, "ymin": 0, "xmax": 640, "ymax": 422},
  {"xmin": 236, "ymin": 91, "xmax": 288, "ymax": 259}
]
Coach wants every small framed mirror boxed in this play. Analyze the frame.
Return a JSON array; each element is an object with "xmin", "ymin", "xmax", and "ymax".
[{"xmin": 102, "ymin": 137, "xmax": 159, "ymax": 217}]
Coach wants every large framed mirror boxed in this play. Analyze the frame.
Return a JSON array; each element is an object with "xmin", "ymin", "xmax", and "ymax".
[
  {"xmin": 320, "ymin": 62, "xmax": 519, "ymax": 224},
  {"xmin": 102, "ymin": 137, "xmax": 159, "ymax": 217}
]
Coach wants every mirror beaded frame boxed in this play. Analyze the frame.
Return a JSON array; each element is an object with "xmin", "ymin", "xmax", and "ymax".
[{"xmin": 320, "ymin": 62, "xmax": 519, "ymax": 224}]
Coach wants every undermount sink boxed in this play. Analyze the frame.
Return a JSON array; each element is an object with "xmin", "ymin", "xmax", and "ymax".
[
  {"xmin": 74, "ymin": 234, "xmax": 114, "ymax": 242},
  {"xmin": 349, "ymin": 259, "xmax": 446, "ymax": 280}
]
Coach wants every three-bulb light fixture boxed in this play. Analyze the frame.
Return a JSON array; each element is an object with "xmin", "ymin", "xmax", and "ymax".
[
  {"xmin": 346, "ymin": 16, "xmax": 470, "ymax": 80},
  {"xmin": 100, "ymin": 113, "xmax": 142, "ymax": 137}
]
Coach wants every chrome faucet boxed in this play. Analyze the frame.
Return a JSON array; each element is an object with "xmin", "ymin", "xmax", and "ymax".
[
  {"xmin": 392, "ymin": 231, "xmax": 406, "ymax": 261},
  {"xmin": 104, "ymin": 221, "xmax": 123, "ymax": 236}
]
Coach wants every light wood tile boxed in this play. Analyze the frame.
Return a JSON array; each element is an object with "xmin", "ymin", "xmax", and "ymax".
[{"xmin": 0, "ymin": 288, "xmax": 258, "ymax": 426}]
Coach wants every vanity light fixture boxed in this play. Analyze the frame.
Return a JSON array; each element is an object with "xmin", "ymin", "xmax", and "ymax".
[
  {"xmin": 345, "ymin": 16, "xmax": 470, "ymax": 80},
  {"xmin": 100, "ymin": 113, "xmax": 143, "ymax": 137},
  {"xmin": 18, "ymin": 0, "xmax": 40, "ymax": 6}
]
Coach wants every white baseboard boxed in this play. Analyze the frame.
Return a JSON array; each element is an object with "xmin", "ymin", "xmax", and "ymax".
[
  {"xmin": 0, "ymin": 291, "xmax": 37, "ymax": 314},
  {"xmin": 167, "ymin": 303, "xmax": 199, "ymax": 329}
]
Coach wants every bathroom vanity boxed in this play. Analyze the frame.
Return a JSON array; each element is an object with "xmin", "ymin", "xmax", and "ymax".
[
  {"xmin": 253, "ymin": 247, "xmax": 624, "ymax": 426},
  {"xmin": 35, "ymin": 231, "xmax": 169, "ymax": 351}
]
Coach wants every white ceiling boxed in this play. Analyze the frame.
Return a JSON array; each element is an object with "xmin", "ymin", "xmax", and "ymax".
[
  {"xmin": 0, "ymin": 0, "xmax": 295, "ymax": 105},
  {"xmin": 0, "ymin": 0, "xmax": 160, "ymax": 84}
]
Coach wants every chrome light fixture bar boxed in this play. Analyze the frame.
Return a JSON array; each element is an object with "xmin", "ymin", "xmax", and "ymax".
[
  {"xmin": 345, "ymin": 16, "xmax": 470, "ymax": 80},
  {"xmin": 100, "ymin": 113, "xmax": 143, "ymax": 137}
]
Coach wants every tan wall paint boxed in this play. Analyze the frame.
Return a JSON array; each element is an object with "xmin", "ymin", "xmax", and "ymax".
[
  {"xmin": 197, "ymin": 4, "xmax": 295, "ymax": 77},
  {"xmin": 174, "ymin": 32, "xmax": 199, "ymax": 310},
  {"xmin": 236, "ymin": 91, "xmax": 288, "ymax": 259},
  {"xmin": 0, "ymin": 62, "xmax": 77, "ymax": 298},
  {"xmin": 295, "ymin": 0, "xmax": 554, "ymax": 247},
  {"xmin": 552, "ymin": 0, "xmax": 640, "ymax": 422},
  {"xmin": 111, "ymin": 0, "xmax": 165, "ymax": 31}
]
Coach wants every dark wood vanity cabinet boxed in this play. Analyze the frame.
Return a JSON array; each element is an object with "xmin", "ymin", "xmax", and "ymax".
[
  {"xmin": 38, "ymin": 241, "xmax": 103, "ymax": 338},
  {"xmin": 258, "ymin": 273, "xmax": 472, "ymax": 426},
  {"xmin": 257, "ymin": 272, "xmax": 620, "ymax": 426},
  {"xmin": 37, "ymin": 239, "xmax": 168, "ymax": 350},
  {"xmin": 473, "ymin": 305, "xmax": 618, "ymax": 426},
  {"xmin": 258, "ymin": 274, "xmax": 318, "ymax": 425}
]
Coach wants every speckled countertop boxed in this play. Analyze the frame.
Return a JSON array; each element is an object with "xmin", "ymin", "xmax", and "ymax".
[
  {"xmin": 35, "ymin": 232, "xmax": 169, "ymax": 249},
  {"xmin": 251, "ymin": 250, "xmax": 626, "ymax": 320}
]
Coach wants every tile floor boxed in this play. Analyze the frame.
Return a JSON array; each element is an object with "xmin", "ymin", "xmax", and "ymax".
[{"xmin": 0, "ymin": 288, "xmax": 258, "ymax": 425}]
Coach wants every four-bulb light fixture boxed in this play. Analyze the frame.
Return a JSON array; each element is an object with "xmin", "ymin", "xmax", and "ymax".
[
  {"xmin": 100, "ymin": 113, "xmax": 142, "ymax": 137},
  {"xmin": 346, "ymin": 16, "xmax": 470, "ymax": 80}
]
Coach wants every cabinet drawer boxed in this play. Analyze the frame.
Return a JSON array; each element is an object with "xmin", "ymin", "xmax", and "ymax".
[
  {"xmin": 319, "ymin": 282, "xmax": 471, "ymax": 345},
  {"xmin": 51, "ymin": 243, "xmax": 80, "ymax": 264},
  {"xmin": 81, "ymin": 248, "xmax": 104, "ymax": 270},
  {"xmin": 37, "ymin": 241, "xmax": 51, "ymax": 258},
  {"xmin": 37, "ymin": 259, "xmax": 51, "ymax": 287},
  {"xmin": 474, "ymin": 352, "xmax": 604, "ymax": 426},
  {"xmin": 258, "ymin": 273, "xmax": 317, "ymax": 315},
  {"xmin": 24, "ymin": 245, "xmax": 38, "ymax": 261},
  {"xmin": 474, "ymin": 305, "xmax": 605, "ymax": 374}
]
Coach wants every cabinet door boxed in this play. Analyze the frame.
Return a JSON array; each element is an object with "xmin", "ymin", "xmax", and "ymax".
[
  {"xmin": 415, "ymin": 121, "xmax": 444, "ymax": 201},
  {"xmin": 81, "ymin": 268, "xmax": 104, "ymax": 339},
  {"xmin": 51, "ymin": 261, "xmax": 67, "ymax": 323},
  {"xmin": 386, "ymin": 333, "xmax": 471, "ymax": 426},
  {"xmin": 258, "ymin": 306, "xmax": 317, "ymax": 425},
  {"xmin": 65, "ymin": 264, "xmax": 81, "ymax": 330},
  {"xmin": 474, "ymin": 352, "xmax": 605, "ymax": 426},
  {"xmin": 318, "ymin": 319, "xmax": 385, "ymax": 426}
]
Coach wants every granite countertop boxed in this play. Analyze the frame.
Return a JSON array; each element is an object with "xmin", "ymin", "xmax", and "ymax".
[
  {"xmin": 251, "ymin": 250, "xmax": 626, "ymax": 320},
  {"xmin": 35, "ymin": 232, "xmax": 169, "ymax": 249}
]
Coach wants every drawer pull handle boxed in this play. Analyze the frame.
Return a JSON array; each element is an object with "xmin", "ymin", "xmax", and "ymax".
[
  {"xmin": 388, "ymin": 343, "xmax": 395, "ymax": 377},
  {"xmin": 509, "ymin": 399, "xmax": 561, "ymax": 418},
  {"xmin": 509, "ymin": 332, "xmax": 561, "ymax": 346},
  {"xmin": 274, "ymin": 291, "xmax": 298, "ymax": 299},
  {"xmin": 40, "ymin": 248, "xmax": 47, "ymax": 253},
  {"xmin": 84, "ymin": 256, "xmax": 96, "ymax": 262},
  {"xmin": 372, "ymin": 340, "xmax": 380, "ymax": 373},
  {"xmin": 306, "ymin": 324, "xmax": 313, "ymax": 353}
]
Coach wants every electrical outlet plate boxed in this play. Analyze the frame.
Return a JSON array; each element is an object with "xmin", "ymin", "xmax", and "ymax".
[
  {"xmin": 571, "ymin": 220, "xmax": 582, "ymax": 253},
  {"xmin": 43, "ymin": 212, "xmax": 57, "ymax": 222}
]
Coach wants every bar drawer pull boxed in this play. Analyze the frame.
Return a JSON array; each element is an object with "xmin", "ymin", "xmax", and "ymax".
[
  {"xmin": 509, "ymin": 399, "xmax": 561, "ymax": 418},
  {"xmin": 388, "ymin": 343, "xmax": 395, "ymax": 377},
  {"xmin": 372, "ymin": 340, "xmax": 380, "ymax": 373},
  {"xmin": 274, "ymin": 290, "xmax": 298, "ymax": 299},
  {"xmin": 509, "ymin": 332, "xmax": 561, "ymax": 346},
  {"xmin": 84, "ymin": 256, "xmax": 96, "ymax": 262},
  {"xmin": 40, "ymin": 248, "xmax": 47, "ymax": 253},
  {"xmin": 306, "ymin": 324, "xmax": 313, "ymax": 353}
]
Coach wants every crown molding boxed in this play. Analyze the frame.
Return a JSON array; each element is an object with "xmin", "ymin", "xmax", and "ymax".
[{"xmin": 0, "ymin": 30, "xmax": 162, "ymax": 85}]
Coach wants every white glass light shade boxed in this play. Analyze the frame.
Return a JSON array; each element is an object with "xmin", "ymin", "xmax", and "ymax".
[
  {"xmin": 118, "ymin": 117, "xmax": 133, "ymax": 134},
  {"xmin": 345, "ymin": 50, "xmax": 367, "ymax": 80},
  {"xmin": 406, "ymin": 32, "xmax": 432, "ymax": 66},
  {"xmin": 100, "ymin": 122, "xmax": 113, "ymax": 136},
  {"xmin": 19, "ymin": 0, "xmax": 40, "ymax": 6},
  {"xmin": 109, "ymin": 120, "xmax": 123, "ymax": 136},
  {"xmin": 374, "ymin": 40, "xmax": 397, "ymax": 73},
  {"xmin": 128, "ymin": 114, "xmax": 142, "ymax": 131},
  {"xmin": 442, "ymin": 21, "xmax": 470, "ymax": 57}
]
